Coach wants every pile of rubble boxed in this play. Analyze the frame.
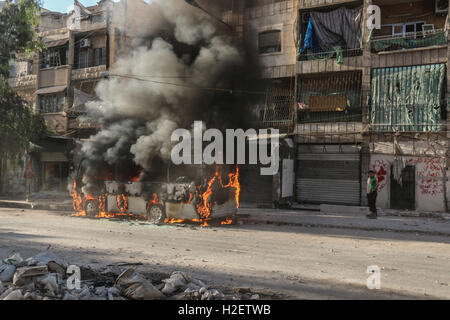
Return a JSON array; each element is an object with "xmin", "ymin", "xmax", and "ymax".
[{"xmin": 0, "ymin": 251, "xmax": 233, "ymax": 300}]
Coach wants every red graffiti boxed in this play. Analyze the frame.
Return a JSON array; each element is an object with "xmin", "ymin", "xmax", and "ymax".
[
  {"xmin": 371, "ymin": 160, "xmax": 388, "ymax": 192},
  {"xmin": 406, "ymin": 158, "xmax": 443, "ymax": 195}
]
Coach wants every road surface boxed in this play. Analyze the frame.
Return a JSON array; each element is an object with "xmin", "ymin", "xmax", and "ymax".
[{"xmin": 0, "ymin": 207, "xmax": 449, "ymax": 299}]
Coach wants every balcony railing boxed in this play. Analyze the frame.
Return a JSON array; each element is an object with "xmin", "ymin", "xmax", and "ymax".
[
  {"xmin": 297, "ymin": 47, "xmax": 363, "ymax": 62},
  {"xmin": 371, "ymin": 30, "xmax": 447, "ymax": 53}
]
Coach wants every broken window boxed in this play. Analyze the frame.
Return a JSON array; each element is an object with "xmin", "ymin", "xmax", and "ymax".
[
  {"xmin": 258, "ymin": 30, "xmax": 281, "ymax": 54},
  {"xmin": 39, "ymin": 94, "xmax": 65, "ymax": 114},
  {"xmin": 41, "ymin": 46, "xmax": 67, "ymax": 69},
  {"xmin": 94, "ymin": 47, "xmax": 105, "ymax": 66}
]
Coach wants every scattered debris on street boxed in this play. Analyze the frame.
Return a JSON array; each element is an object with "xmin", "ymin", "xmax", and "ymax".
[{"xmin": 0, "ymin": 251, "xmax": 259, "ymax": 300}]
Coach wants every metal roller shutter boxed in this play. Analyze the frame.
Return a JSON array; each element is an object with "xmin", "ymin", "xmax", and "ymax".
[
  {"xmin": 240, "ymin": 164, "xmax": 273, "ymax": 207},
  {"xmin": 296, "ymin": 145, "xmax": 361, "ymax": 205}
]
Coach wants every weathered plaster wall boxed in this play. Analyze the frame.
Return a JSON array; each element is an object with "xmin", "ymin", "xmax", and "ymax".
[{"xmin": 369, "ymin": 154, "xmax": 447, "ymax": 212}]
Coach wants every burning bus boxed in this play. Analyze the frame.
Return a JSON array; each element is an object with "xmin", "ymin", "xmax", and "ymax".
[{"xmin": 70, "ymin": 160, "xmax": 240, "ymax": 226}]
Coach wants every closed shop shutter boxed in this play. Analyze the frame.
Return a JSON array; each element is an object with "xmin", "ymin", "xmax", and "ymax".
[
  {"xmin": 240, "ymin": 164, "xmax": 272, "ymax": 206},
  {"xmin": 296, "ymin": 145, "xmax": 361, "ymax": 205}
]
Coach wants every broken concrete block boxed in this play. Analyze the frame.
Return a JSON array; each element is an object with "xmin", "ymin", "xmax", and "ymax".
[
  {"xmin": 47, "ymin": 261, "xmax": 66, "ymax": 275},
  {"xmin": 0, "ymin": 264, "xmax": 16, "ymax": 282},
  {"xmin": 115, "ymin": 268, "xmax": 165, "ymax": 300},
  {"xmin": 27, "ymin": 251, "xmax": 66, "ymax": 268},
  {"xmin": 63, "ymin": 292, "xmax": 77, "ymax": 300},
  {"xmin": 161, "ymin": 272, "xmax": 189, "ymax": 295},
  {"xmin": 13, "ymin": 266, "xmax": 48, "ymax": 286},
  {"xmin": 78, "ymin": 287, "xmax": 91, "ymax": 299},
  {"xmin": 185, "ymin": 282, "xmax": 201, "ymax": 291},
  {"xmin": 3, "ymin": 289, "xmax": 23, "ymax": 300},
  {"xmin": 37, "ymin": 273, "xmax": 61, "ymax": 296},
  {"xmin": 94, "ymin": 286, "xmax": 107, "ymax": 297},
  {"xmin": 24, "ymin": 292, "xmax": 36, "ymax": 300},
  {"xmin": 210, "ymin": 289, "xmax": 224, "ymax": 299},
  {"xmin": 3, "ymin": 253, "xmax": 24, "ymax": 266}
]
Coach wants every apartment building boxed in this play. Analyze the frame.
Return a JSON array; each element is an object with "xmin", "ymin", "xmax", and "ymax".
[
  {"xmin": 236, "ymin": 0, "xmax": 449, "ymax": 212},
  {"xmin": 6, "ymin": 0, "xmax": 151, "ymax": 193}
]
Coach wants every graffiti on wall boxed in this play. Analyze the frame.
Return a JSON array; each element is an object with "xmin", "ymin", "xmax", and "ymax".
[
  {"xmin": 371, "ymin": 160, "xmax": 388, "ymax": 192},
  {"xmin": 406, "ymin": 158, "xmax": 443, "ymax": 196}
]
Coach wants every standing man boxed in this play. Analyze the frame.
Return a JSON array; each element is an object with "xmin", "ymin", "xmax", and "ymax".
[{"xmin": 366, "ymin": 170, "xmax": 379, "ymax": 219}]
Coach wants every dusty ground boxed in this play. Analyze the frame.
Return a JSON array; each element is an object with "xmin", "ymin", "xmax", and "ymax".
[{"xmin": 0, "ymin": 207, "xmax": 449, "ymax": 299}]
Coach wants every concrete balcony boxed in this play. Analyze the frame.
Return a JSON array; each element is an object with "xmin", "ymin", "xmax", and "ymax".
[
  {"xmin": 298, "ymin": 0, "xmax": 359, "ymax": 9},
  {"xmin": 71, "ymin": 65, "xmax": 107, "ymax": 81},
  {"xmin": 39, "ymin": 66, "xmax": 70, "ymax": 89},
  {"xmin": 295, "ymin": 121, "xmax": 364, "ymax": 144},
  {"xmin": 296, "ymin": 54, "xmax": 364, "ymax": 74},
  {"xmin": 370, "ymin": 31, "xmax": 448, "ymax": 68}
]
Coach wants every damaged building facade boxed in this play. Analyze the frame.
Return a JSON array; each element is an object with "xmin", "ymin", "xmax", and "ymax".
[
  {"xmin": 237, "ymin": 0, "xmax": 449, "ymax": 212},
  {"xmin": 4, "ymin": 0, "xmax": 449, "ymax": 213},
  {"xmin": 4, "ymin": 0, "xmax": 151, "ymax": 194}
]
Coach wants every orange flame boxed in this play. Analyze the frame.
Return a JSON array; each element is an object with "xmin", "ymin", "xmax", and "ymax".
[
  {"xmin": 222, "ymin": 166, "xmax": 240, "ymax": 209},
  {"xmin": 164, "ymin": 218, "xmax": 185, "ymax": 224},
  {"xmin": 221, "ymin": 218, "xmax": 233, "ymax": 225},
  {"xmin": 116, "ymin": 194, "xmax": 128, "ymax": 213},
  {"xmin": 71, "ymin": 180, "xmax": 83, "ymax": 212}
]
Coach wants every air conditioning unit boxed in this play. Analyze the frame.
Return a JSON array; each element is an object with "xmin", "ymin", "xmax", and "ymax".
[
  {"xmin": 79, "ymin": 39, "xmax": 90, "ymax": 48},
  {"xmin": 436, "ymin": 0, "xmax": 448, "ymax": 14}
]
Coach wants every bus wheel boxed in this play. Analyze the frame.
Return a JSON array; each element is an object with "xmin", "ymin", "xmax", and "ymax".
[
  {"xmin": 85, "ymin": 200, "xmax": 99, "ymax": 218},
  {"xmin": 147, "ymin": 204, "xmax": 165, "ymax": 224}
]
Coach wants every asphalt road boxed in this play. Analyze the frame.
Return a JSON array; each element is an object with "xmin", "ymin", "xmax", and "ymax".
[{"xmin": 0, "ymin": 207, "xmax": 449, "ymax": 299}]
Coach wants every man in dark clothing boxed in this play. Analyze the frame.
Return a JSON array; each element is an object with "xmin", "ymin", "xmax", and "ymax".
[{"xmin": 366, "ymin": 170, "xmax": 379, "ymax": 219}]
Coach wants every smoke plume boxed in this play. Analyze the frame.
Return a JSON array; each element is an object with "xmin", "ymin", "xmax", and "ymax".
[{"xmin": 77, "ymin": 0, "xmax": 260, "ymax": 191}]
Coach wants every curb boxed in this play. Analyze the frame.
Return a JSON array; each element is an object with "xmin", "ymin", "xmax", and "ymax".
[
  {"xmin": 239, "ymin": 217, "xmax": 450, "ymax": 237},
  {"xmin": 0, "ymin": 200, "xmax": 73, "ymax": 212}
]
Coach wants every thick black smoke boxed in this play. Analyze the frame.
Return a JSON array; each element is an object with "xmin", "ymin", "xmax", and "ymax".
[{"xmin": 76, "ymin": 0, "xmax": 261, "ymax": 192}]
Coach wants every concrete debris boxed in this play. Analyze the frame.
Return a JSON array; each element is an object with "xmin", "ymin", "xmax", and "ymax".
[
  {"xmin": 161, "ymin": 271, "xmax": 191, "ymax": 295},
  {"xmin": 0, "ymin": 252, "xmax": 240, "ymax": 300},
  {"xmin": 13, "ymin": 266, "xmax": 49, "ymax": 286},
  {"xmin": 3, "ymin": 253, "xmax": 24, "ymax": 266},
  {"xmin": 0, "ymin": 264, "xmax": 16, "ymax": 282},
  {"xmin": 27, "ymin": 251, "xmax": 67, "ymax": 268},
  {"xmin": 183, "ymin": 287, "xmax": 225, "ymax": 300},
  {"xmin": 3, "ymin": 289, "xmax": 23, "ymax": 300},
  {"xmin": 115, "ymin": 268, "xmax": 166, "ymax": 300}
]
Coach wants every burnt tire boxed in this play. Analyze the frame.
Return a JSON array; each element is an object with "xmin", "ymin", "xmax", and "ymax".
[
  {"xmin": 85, "ymin": 199, "xmax": 99, "ymax": 218},
  {"xmin": 147, "ymin": 204, "xmax": 165, "ymax": 224}
]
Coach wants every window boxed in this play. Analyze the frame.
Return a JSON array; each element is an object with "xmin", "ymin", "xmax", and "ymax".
[
  {"xmin": 94, "ymin": 47, "xmax": 105, "ymax": 66},
  {"xmin": 39, "ymin": 94, "xmax": 65, "ymax": 114},
  {"xmin": 41, "ymin": 47, "xmax": 67, "ymax": 68},
  {"xmin": 390, "ymin": 22, "xmax": 426, "ymax": 38},
  {"xmin": 258, "ymin": 30, "xmax": 282, "ymax": 54},
  {"xmin": 92, "ymin": 13, "xmax": 104, "ymax": 23},
  {"xmin": 78, "ymin": 49, "xmax": 89, "ymax": 69},
  {"xmin": 9, "ymin": 62, "xmax": 16, "ymax": 78}
]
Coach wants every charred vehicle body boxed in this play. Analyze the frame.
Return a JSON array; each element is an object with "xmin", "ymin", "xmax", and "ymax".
[{"xmin": 71, "ymin": 160, "xmax": 240, "ymax": 225}]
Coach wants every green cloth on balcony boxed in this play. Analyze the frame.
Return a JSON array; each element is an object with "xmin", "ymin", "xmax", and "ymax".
[
  {"xmin": 373, "ymin": 33, "xmax": 446, "ymax": 52},
  {"xmin": 306, "ymin": 46, "xmax": 344, "ymax": 64}
]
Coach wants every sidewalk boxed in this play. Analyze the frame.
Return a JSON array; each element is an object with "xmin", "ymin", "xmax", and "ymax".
[
  {"xmin": 0, "ymin": 192, "xmax": 73, "ymax": 212},
  {"xmin": 237, "ymin": 207, "xmax": 450, "ymax": 237}
]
